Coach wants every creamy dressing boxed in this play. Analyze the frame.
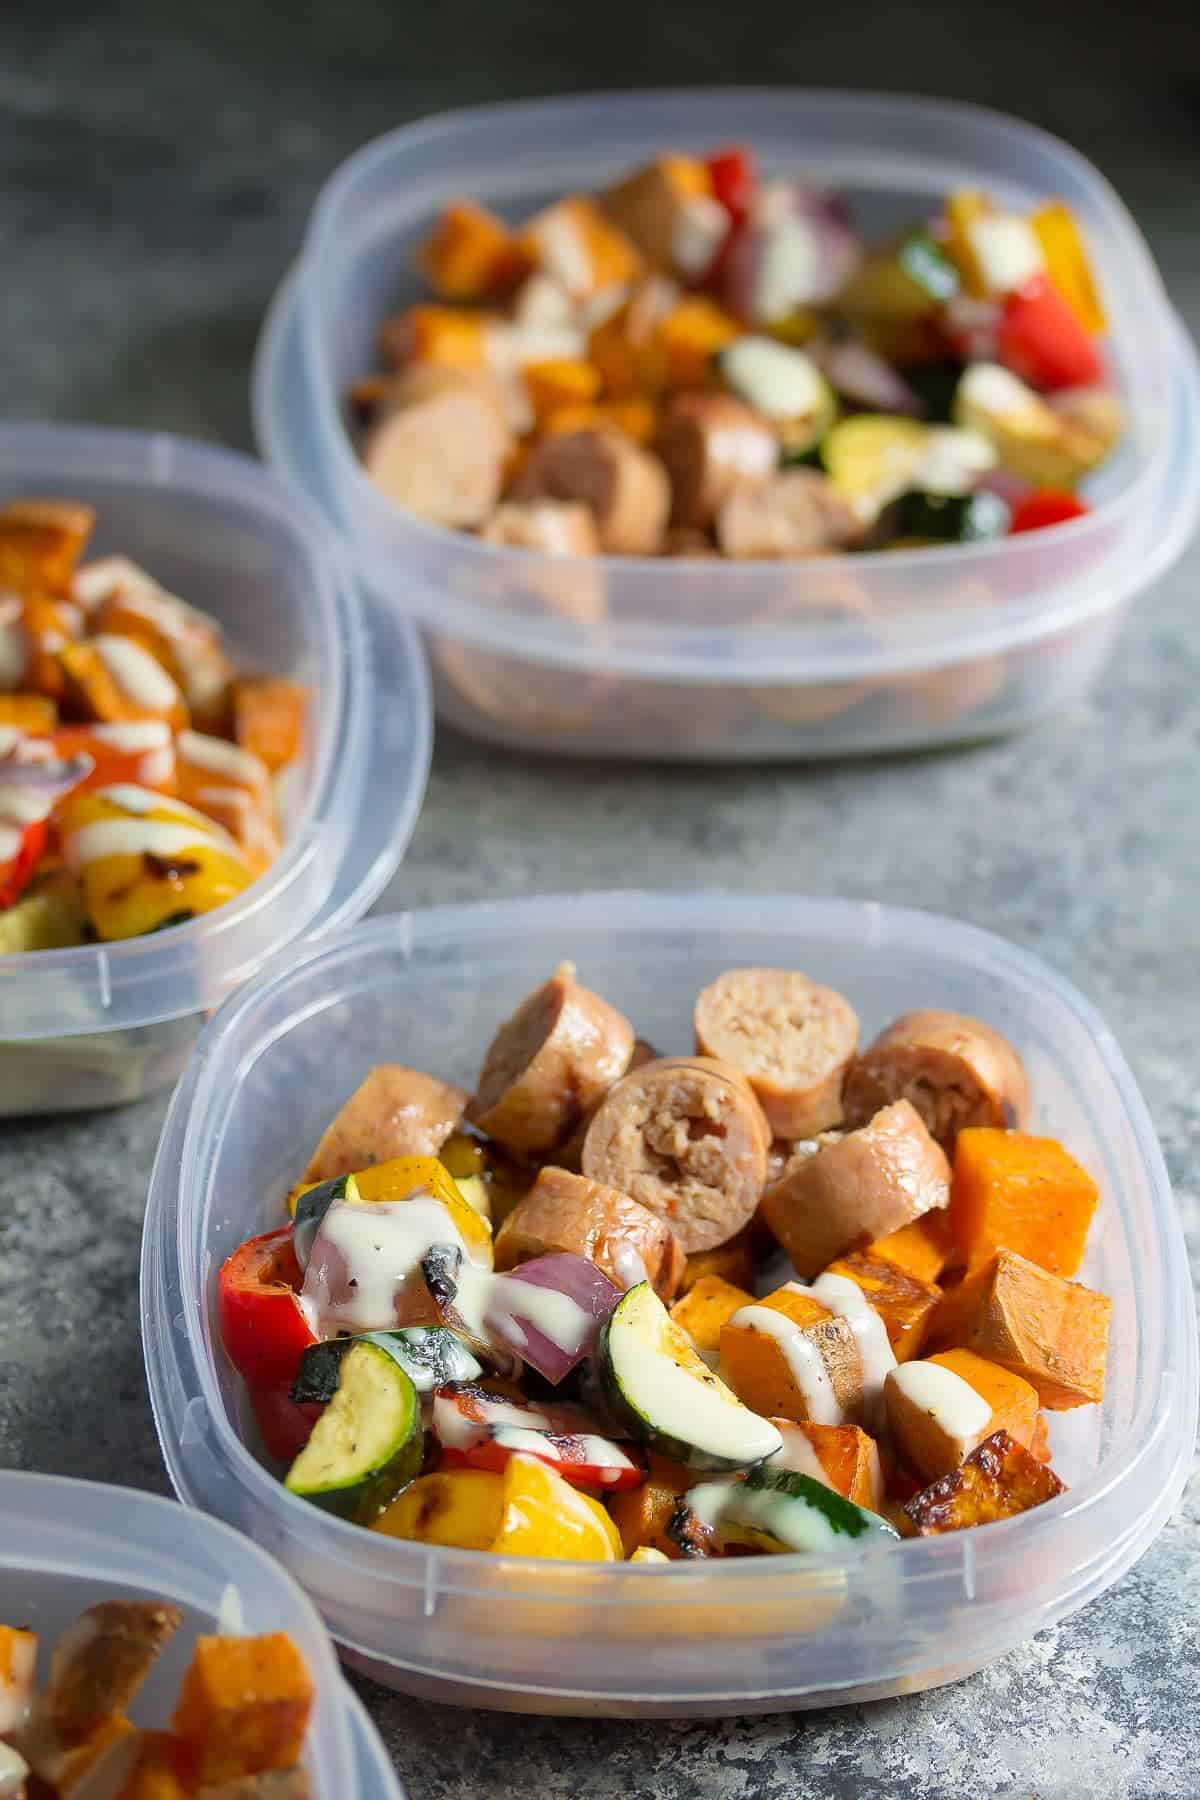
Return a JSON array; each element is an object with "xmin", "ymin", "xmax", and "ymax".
[
  {"xmin": 216, "ymin": 1583, "xmax": 247, "ymax": 1635},
  {"xmin": 888, "ymin": 1360, "xmax": 992, "ymax": 1448},
  {"xmin": 620, "ymin": 1325, "xmax": 783, "ymax": 1464},
  {"xmin": 301, "ymin": 1195, "xmax": 470, "ymax": 1334},
  {"xmin": 451, "ymin": 1260, "xmax": 596, "ymax": 1358},
  {"xmin": 802, "ymin": 1274, "xmax": 897, "ymax": 1431},
  {"xmin": 0, "ymin": 1745, "xmax": 29, "ymax": 1797},
  {"xmin": 0, "ymin": 823, "xmax": 21, "ymax": 862},
  {"xmin": 93, "ymin": 719, "xmax": 172, "ymax": 751},
  {"xmin": 94, "ymin": 634, "xmax": 181, "ymax": 711},
  {"xmin": 0, "ymin": 726, "xmax": 20, "ymax": 757},
  {"xmin": 916, "ymin": 427, "xmax": 997, "ymax": 496},
  {"xmin": 611, "ymin": 1242, "xmax": 650, "ymax": 1291},
  {"xmin": 767, "ymin": 1421, "xmax": 835, "ymax": 1491},
  {"xmin": 967, "ymin": 214, "xmax": 1045, "ymax": 294},
  {"xmin": 66, "ymin": 817, "xmax": 221, "ymax": 869},
  {"xmin": 71, "ymin": 554, "xmax": 157, "ymax": 607},
  {"xmin": 671, "ymin": 193, "xmax": 727, "ymax": 278},
  {"xmin": 138, "ymin": 744, "xmax": 177, "ymax": 789},
  {"xmin": 531, "ymin": 210, "xmax": 593, "ymax": 299},
  {"xmin": 178, "ymin": 728, "xmax": 267, "ymax": 791},
  {"xmin": 726, "ymin": 1303, "xmax": 842, "ymax": 1425},
  {"xmin": 687, "ymin": 1477, "xmax": 843, "ymax": 1552},
  {"xmin": 753, "ymin": 217, "xmax": 820, "ymax": 324},
  {"xmin": 960, "ymin": 361, "xmax": 1047, "ymax": 425}
]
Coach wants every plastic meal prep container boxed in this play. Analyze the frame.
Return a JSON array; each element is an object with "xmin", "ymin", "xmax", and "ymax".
[
  {"xmin": 142, "ymin": 893, "xmax": 1197, "ymax": 1717},
  {"xmin": 0, "ymin": 1469, "xmax": 405, "ymax": 1797},
  {"xmin": 254, "ymin": 88, "xmax": 1200, "ymax": 762},
  {"xmin": 0, "ymin": 422, "xmax": 431, "ymax": 1116}
]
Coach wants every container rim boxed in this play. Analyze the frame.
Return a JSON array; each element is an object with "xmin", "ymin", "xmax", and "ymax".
[
  {"xmin": 280, "ymin": 87, "xmax": 1199, "ymax": 681},
  {"xmin": 143, "ymin": 894, "xmax": 1198, "ymax": 1624},
  {"xmin": 0, "ymin": 422, "xmax": 427, "ymax": 1038}
]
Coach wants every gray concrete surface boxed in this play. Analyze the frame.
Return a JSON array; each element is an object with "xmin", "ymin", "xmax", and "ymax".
[{"xmin": 1, "ymin": 3, "xmax": 1197, "ymax": 1795}]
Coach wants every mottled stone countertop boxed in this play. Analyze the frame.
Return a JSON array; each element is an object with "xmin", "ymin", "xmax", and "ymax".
[{"xmin": 1, "ymin": 3, "xmax": 1197, "ymax": 1795}]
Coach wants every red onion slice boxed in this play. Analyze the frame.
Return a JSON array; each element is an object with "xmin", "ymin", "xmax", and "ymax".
[{"xmin": 489, "ymin": 1253, "xmax": 621, "ymax": 1385}]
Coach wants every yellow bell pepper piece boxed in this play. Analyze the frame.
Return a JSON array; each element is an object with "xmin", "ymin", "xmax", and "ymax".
[
  {"xmin": 491, "ymin": 1453, "xmax": 622, "ymax": 1561},
  {"xmin": 656, "ymin": 297, "xmax": 741, "ymax": 389},
  {"xmin": 942, "ymin": 190, "xmax": 992, "ymax": 297},
  {"xmin": 1030, "ymin": 200, "xmax": 1106, "ymax": 333},
  {"xmin": 287, "ymin": 1152, "xmax": 493, "ymax": 1266},
  {"xmin": 630, "ymin": 1545, "xmax": 670, "ymax": 1564},
  {"xmin": 524, "ymin": 358, "xmax": 603, "ymax": 429},
  {"xmin": 372, "ymin": 1470, "xmax": 505, "ymax": 1550},
  {"xmin": 59, "ymin": 788, "xmax": 252, "ymax": 941}
]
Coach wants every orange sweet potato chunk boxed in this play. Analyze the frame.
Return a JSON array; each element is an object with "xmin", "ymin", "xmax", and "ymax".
[
  {"xmin": 119, "ymin": 1731, "xmax": 191, "ymax": 1800},
  {"xmin": 929, "ymin": 1246, "xmax": 1111, "ymax": 1408},
  {"xmin": 171, "ymin": 1634, "xmax": 313, "ymax": 1786},
  {"xmin": 720, "ymin": 1286, "xmax": 863, "ymax": 1426},
  {"xmin": 903, "ymin": 1428, "xmax": 1066, "ymax": 1534},
  {"xmin": 233, "ymin": 678, "xmax": 306, "ymax": 772},
  {"xmin": 774, "ymin": 1421, "xmax": 883, "ymax": 1509},
  {"xmin": 608, "ymin": 1452, "xmax": 693, "ymax": 1559},
  {"xmin": 679, "ymin": 1228, "xmax": 756, "ymax": 1294},
  {"xmin": 0, "ymin": 693, "xmax": 57, "ymax": 733},
  {"xmin": 932, "ymin": 1349, "xmax": 1040, "ymax": 1450},
  {"xmin": 870, "ymin": 1208, "xmax": 954, "ymax": 1284},
  {"xmin": 950, "ymin": 1129, "xmax": 1099, "ymax": 1277},
  {"xmin": 823, "ymin": 1251, "xmax": 941, "ymax": 1362},
  {"xmin": 0, "ymin": 498, "xmax": 95, "ymax": 593},
  {"xmin": 669, "ymin": 1274, "xmax": 755, "ymax": 1354}
]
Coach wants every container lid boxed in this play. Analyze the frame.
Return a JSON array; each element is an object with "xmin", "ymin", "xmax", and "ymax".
[
  {"xmin": 0, "ymin": 423, "xmax": 431, "ymax": 1041},
  {"xmin": 255, "ymin": 90, "xmax": 1200, "ymax": 685},
  {"xmin": 0, "ymin": 1468, "xmax": 405, "ymax": 1798}
]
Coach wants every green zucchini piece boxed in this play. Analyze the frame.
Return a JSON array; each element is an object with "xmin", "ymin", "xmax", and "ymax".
[
  {"xmin": 284, "ymin": 1340, "xmax": 422, "ymax": 1521},
  {"xmin": 290, "ymin": 1327, "xmax": 483, "ymax": 1403},
  {"xmin": 904, "ymin": 358, "xmax": 966, "ymax": 424},
  {"xmin": 895, "ymin": 489, "xmax": 1011, "ymax": 544},
  {"xmin": 839, "ymin": 229, "xmax": 959, "ymax": 322},
  {"xmin": 822, "ymin": 415, "xmax": 930, "ymax": 519},
  {"xmin": 953, "ymin": 362, "xmax": 1107, "ymax": 488},
  {"xmin": 596, "ymin": 1282, "xmax": 781, "ymax": 1473},
  {"xmin": 292, "ymin": 1172, "xmax": 359, "ymax": 1268},
  {"xmin": 687, "ymin": 1467, "xmax": 900, "ymax": 1553},
  {"xmin": 718, "ymin": 336, "xmax": 837, "ymax": 456}
]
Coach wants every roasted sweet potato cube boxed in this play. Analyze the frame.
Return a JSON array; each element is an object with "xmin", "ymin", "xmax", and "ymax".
[
  {"xmin": 869, "ymin": 1209, "xmax": 954, "ymax": 1284},
  {"xmin": 885, "ymin": 1349, "xmax": 1040, "ymax": 1481},
  {"xmin": 42, "ymin": 1601, "xmax": 182, "ymax": 1747},
  {"xmin": 0, "ymin": 1623, "xmax": 37, "ymax": 1734},
  {"xmin": 669, "ymin": 1274, "xmax": 755, "ymax": 1354},
  {"xmin": 119, "ymin": 1732, "xmax": 191, "ymax": 1800},
  {"xmin": 31, "ymin": 1712, "xmax": 143, "ymax": 1795},
  {"xmin": 903, "ymin": 1428, "xmax": 1066, "ymax": 1534},
  {"xmin": 719, "ymin": 1285, "xmax": 863, "ymax": 1426},
  {"xmin": 771, "ymin": 1420, "xmax": 883, "ymax": 1510},
  {"xmin": 679, "ymin": 1228, "xmax": 756, "ymax": 1294},
  {"xmin": 197, "ymin": 1772, "xmax": 314, "ymax": 1800},
  {"xmin": 416, "ymin": 198, "xmax": 530, "ymax": 302},
  {"xmin": 0, "ymin": 694, "xmax": 57, "ymax": 734},
  {"xmin": 822, "ymin": 1251, "xmax": 941, "ymax": 1362},
  {"xmin": 171, "ymin": 1634, "xmax": 313, "ymax": 1786},
  {"xmin": 608, "ymin": 1452, "xmax": 692, "ymax": 1559},
  {"xmin": 232, "ymin": 678, "xmax": 307, "ymax": 773},
  {"xmin": 950, "ymin": 1129, "xmax": 1099, "ymax": 1277},
  {"xmin": 928, "ymin": 1246, "xmax": 1110, "ymax": 1409},
  {"xmin": 0, "ymin": 498, "xmax": 95, "ymax": 593}
]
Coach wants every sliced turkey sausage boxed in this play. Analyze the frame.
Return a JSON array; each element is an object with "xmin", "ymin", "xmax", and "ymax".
[
  {"xmin": 554, "ymin": 1035, "xmax": 662, "ymax": 1173},
  {"xmin": 656, "ymin": 393, "xmax": 777, "ymax": 531},
  {"xmin": 362, "ymin": 377, "xmax": 512, "ymax": 529},
  {"xmin": 842, "ymin": 1009, "xmax": 1030, "ymax": 1152},
  {"xmin": 694, "ymin": 967, "xmax": 859, "ymax": 1139},
  {"xmin": 581, "ymin": 1055, "xmax": 770, "ymax": 1253},
  {"xmin": 304, "ymin": 1065, "xmax": 468, "ymax": 1181},
  {"xmin": 759, "ymin": 1098, "xmax": 950, "ymax": 1278},
  {"xmin": 480, "ymin": 499, "xmax": 600, "ymax": 556},
  {"xmin": 495, "ymin": 1165, "xmax": 685, "ymax": 1298},
  {"xmin": 716, "ymin": 468, "xmax": 862, "ymax": 559},
  {"xmin": 512, "ymin": 427, "xmax": 670, "ymax": 555},
  {"xmin": 468, "ymin": 963, "xmax": 636, "ymax": 1158}
]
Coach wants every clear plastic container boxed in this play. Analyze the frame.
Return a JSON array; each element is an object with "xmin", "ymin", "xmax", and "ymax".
[
  {"xmin": 0, "ymin": 1468, "xmax": 405, "ymax": 1797},
  {"xmin": 254, "ymin": 89, "xmax": 1200, "ymax": 761},
  {"xmin": 0, "ymin": 422, "xmax": 431, "ymax": 1114},
  {"xmin": 142, "ymin": 894, "xmax": 1197, "ymax": 1716}
]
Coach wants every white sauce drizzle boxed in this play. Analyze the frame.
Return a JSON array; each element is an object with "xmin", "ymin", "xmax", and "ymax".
[
  {"xmin": 888, "ymin": 1360, "xmax": 992, "ymax": 1450},
  {"xmin": 451, "ymin": 1260, "xmax": 595, "ymax": 1358},
  {"xmin": 71, "ymin": 554, "xmax": 157, "ymax": 607},
  {"xmin": 725, "ymin": 1303, "xmax": 842, "ymax": 1424},
  {"xmin": 93, "ymin": 634, "xmax": 181, "ymax": 712},
  {"xmin": 301, "ymin": 1195, "xmax": 470, "ymax": 1334},
  {"xmin": 767, "ymin": 1421, "xmax": 836, "ymax": 1490},
  {"xmin": 0, "ymin": 1744, "xmax": 29, "ymax": 1797},
  {"xmin": 801, "ymin": 1274, "xmax": 897, "ymax": 1433},
  {"xmin": 65, "ymin": 817, "xmax": 219, "ymax": 870},
  {"xmin": 138, "ymin": 744, "xmax": 177, "ymax": 789},
  {"xmin": 93, "ymin": 719, "xmax": 172, "ymax": 751},
  {"xmin": 611, "ymin": 1242, "xmax": 650, "ymax": 1291},
  {"xmin": 0, "ymin": 823, "xmax": 21, "ymax": 862},
  {"xmin": 178, "ymin": 729, "xmax": 267, "ymax": 791}
]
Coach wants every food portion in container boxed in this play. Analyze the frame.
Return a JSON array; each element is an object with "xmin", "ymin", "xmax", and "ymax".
[
  {"xmin": 350, "ymin": 144, "xmax": 1121, "ymax": 558},
  {"xmin": 0, "ymin": 499, "xmax": 306, "ymax": 953},
  {"xmin": 215, "ymin": 959, "xmax": 1112, "ymax": 1562},
  {"xmin": 0, "ymin": 1596, "xmax": 315, "ymax": 1797}
]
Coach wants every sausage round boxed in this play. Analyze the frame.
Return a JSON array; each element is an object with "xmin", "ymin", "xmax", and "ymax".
[
  {"xmin": 656, "ymin": 392, "xmax": 777, "ymax": 531},
  {"xmin": 554, "ymin": 1035, "xmax": 662, "ymax": 1173},
  {"xmin": 362, "ymin": 381, "xmax": 512, "ymax": 529},
  {"xmin": 495, "ymin": 1165, "xmax": 685, "ymax": 1298},
  {"xmin": 759, "ymin": 1098, "xmax": 951, "ymax": 1278},
  {"xmin": 512, "ymin": 427, "xmax": 670, "ymax": 555},
  {"xmin": 716, "ymin": 468, "xmax": 862, "ymax": 559},
  {"xmin": 305, "ymin": 1065, "xmax": 468, "ymax": 1181},
  {"xmin": 480, "ymin": 499, "xmax": 600, "ymax": 556},
  {"xmin": 842, "ymin": 1009, "xmax": 1030, "ymax": 1152},
  {"xmin": 468, "ymin": 963, "xmax": 636, "ymax": 1158},
  {"xmin": 693, "ymin": 967, "xmax": 859, "ymax": 1139},
  {"xmin": 581, "ymin": 1055, "xmax": 770, "ymax": 1253}
]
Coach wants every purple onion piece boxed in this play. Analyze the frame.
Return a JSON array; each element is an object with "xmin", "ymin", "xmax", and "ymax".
[
  {"xmin": 813, "ymin": 340, "xmax": 923, "ymax": 415},
  {"xmin": 493, "ymin": 1253, "xmax": 621, "ymax": 1385},
  {"xmin": 0, "ymin": 748, "xmax": 94, "ymax": 794}
]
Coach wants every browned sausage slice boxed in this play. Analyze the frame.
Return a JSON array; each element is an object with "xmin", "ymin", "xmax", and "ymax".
[
  {"xmin": 554, "ymin": 1034, "xmax": 662, "ymax": 1173},
  {"xmin": 694, "ymin": 967, "xmax": 859, "ymax": 1138},
  {"xmin": 759, "ymin": 1098, "xmax": 950, "ymax": 1278},
  {"xmin": 362, "ymin": 381, "xmax": 512, "ymax": 529},
  {"xmin": 495, "ymin": 1165, "xmax": 685, "ymax": 1298},
  {"xmin": 469, "ymin": 963, "xmax": 636, "ymax": 1157},
  {"xmin": 512, "ymin": 427, "xmax": 670, "ymax": 554},
  {"xmin": 716, "ymin": 468, "xmax": 863, "ymax": 558},
  {"xmin": 656, "ymin": 393, "xmax": 777, "ymax": 530},
  {"xmin": 305, "ymin": 1065, "xmax": 468, "ymax": 1180},
  {"xmin": 480, "ymin": 499, "xmax": 600, "ymax": 556},
  {"xmin": 581, "ymin": 1055, "xmax": 770, "ymax": 1253},
  {"xmin": 842, "ymin": 1010, "xmax": 1030, "ymax": 1151}
]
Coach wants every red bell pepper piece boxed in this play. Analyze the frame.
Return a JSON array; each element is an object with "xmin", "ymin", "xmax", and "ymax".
[
  {"xmin": 432, "ymin": 1383, "xmax": 644, "ymax": 1492},
  {"xmin": 996, "ymin": 274, "xmax": 1104, "ymax": 391},
  {"xmin": 706, "ymin": 145, "xmax": 756, "ymax": 223},
  {"xmin": 0, "ymin": 818, "xmax": 48, "ymax": 909},
  {"xmin": 1009, "ymin": 489, "xmax": 1092, "ymax": 534},
  {"xmin": 251, "ymin": 1382, "xmax": 324, "ymax": 1463},
  {"xmin": 216, "ymin": 1227, "xmax": 318, "ymax": 1391}
]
